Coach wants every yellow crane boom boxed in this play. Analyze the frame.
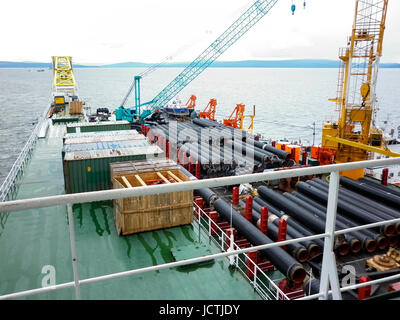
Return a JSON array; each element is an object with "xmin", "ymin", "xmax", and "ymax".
[{"xmin": 321, "ymin": 0, "xmax": 391, "ymax": 179}]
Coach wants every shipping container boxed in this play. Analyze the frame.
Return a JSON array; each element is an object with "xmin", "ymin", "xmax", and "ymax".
[
  {"xmin": 63, "ymin": 129, "xmax": 140, "ymax": 141},
  {"xmin": 64, "ymin": 133, "xmax": 144, "ymax": 145},
  {"xmin": 66, "ymin": 120, "xmax": 131, "ymax": 133},
  {"xmin": 62, "ymin": 139, "xmax": 150, "ymax": 153},
  {"xmin": 63, "ymin": 145, "xmax": 164, "ymax": 193}
]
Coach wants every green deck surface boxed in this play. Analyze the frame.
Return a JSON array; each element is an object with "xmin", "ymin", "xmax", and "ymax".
[{"xmin": 0, "ymin": 124, "xmax": 262, "ymax": 300}]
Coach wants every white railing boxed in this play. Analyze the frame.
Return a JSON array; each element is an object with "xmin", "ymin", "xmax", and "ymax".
[
  {"xmin": 0, "ymin": 105, "xmax": 50, "ymax": 202},
  {"xmin": 193, "ymin": 202, "xmax": 290, "ymax": 300},
  {"xmin": 0, "ymin": 157, "xmax": 400, "ymax": 300}
]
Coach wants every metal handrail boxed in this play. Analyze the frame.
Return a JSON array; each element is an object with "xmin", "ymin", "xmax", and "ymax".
[
  {"xmin": 1, "ymin": 157, "xmax": 399, "ymax": 213},
  {"xmin": 0, "ymin": 105, "xmax": 50, "ymax": 202},
  {"xmin": 193, "ymin": 202, "xmax": 289, "ymax": 300}
]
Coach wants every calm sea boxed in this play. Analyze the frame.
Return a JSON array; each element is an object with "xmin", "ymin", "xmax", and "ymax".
[{"xmin": 1, "ymin": 67, "xmax": 399, "ymax": 184}]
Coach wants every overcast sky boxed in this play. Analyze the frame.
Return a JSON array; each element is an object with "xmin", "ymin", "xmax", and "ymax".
[{"xmin": 1, "ymin": 0, "xmax": 399, "ymax": 64}]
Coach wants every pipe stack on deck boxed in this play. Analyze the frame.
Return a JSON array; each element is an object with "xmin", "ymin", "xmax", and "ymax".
[
  {"xmin": 147, "ymin": 118, "xmax": 291, "ymax": 178},
  {"xmin": 253, "ymin": 178, "xmax": 400, "ymax": 257},
  {"xmin": 213, "ymin": 198, "xmax": 307, "ymax": 284}
]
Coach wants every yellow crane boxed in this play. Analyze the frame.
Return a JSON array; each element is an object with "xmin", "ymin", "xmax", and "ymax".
[{"xmin": 321, "ymin": 0, "xmax": 399, "ymax": 179}]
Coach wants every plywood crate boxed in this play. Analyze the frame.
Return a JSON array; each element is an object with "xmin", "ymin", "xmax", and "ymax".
[
  {"xmin": 113, "ymin": 169, "xmax": 193, "ymax": 235},
  {"xmin": 69, "ymin": 101, "xmax": 83, "ymax": 115},
  {"xmin": 110, "ymin": 158, "xmax": 179, "ymax": 180}
]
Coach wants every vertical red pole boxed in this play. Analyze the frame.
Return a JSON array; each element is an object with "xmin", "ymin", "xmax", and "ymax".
[
  {"xmin": 281, "ymin": 144, "xmax": 286, "ymax": 151},
  {"xmin": 194, "ymin": 197, "xmax": 204, "ymax": 219},
  {"xmin": 291, "ymin": 148, "xmax": 296, "ymax": 162},
  {"xmin": 166, "ymin": 141, "xmax": 170, "ymax": 158},
  {"xmin": 272, "ymin": 141, "xmax": 276, "ymax": 148},
  {"xmin": 195, "ymin": 161, "xmax": 201, "ymax": 179},
  {"xmin": 246, "ymin": 250, "xmax": 258, "ymax": 279},
  {"xmin": 259, "ymin": 206, "xmax": 268, "ymax": 234},
  {"xmin": 358, "ymin": 276, "xmax": 371, "ymax": 300},
  {"xmin": 232, "ymin": 187, "xmax": 239, "ymax": 206},
  {"xmin": 278, "ymin": 219, "xmax": 287, "ymax": 250},
  {"xmin": 382, "ymin": 168, "xmax": 389, "ymax": 186},
  {"xmin": 245, "ymin": 196, "xmax": 253, "ymax": 222},
  {"xmin": 209, "ymin": 211, "xmax": 218, "ymax": 235},
  {"xmin": 302, "ymin": 151, "xmax": 307, "ymax": 166},
  {"xmin": 177, "ymin": 148, "xmax": 181, "ymax": 164},
  {"xmin": 188, "ymin": 156, "xmax": 194, "ymax": 173}
]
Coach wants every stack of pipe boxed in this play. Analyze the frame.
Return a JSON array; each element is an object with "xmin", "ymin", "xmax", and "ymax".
[
  {"xmin": 148, "ymin": 119, "xmax": 291, "ymax": 178},
  {"xmin": 238, "ymin": 199, "xmax": 319, "ymax": 262},
  {"xmin": 264, "ymin": 176, "xmax": 400, "ymax": 255},
  {"xmin": 213, "ymin": 198, "xmax": 307, "ymax": 284}
]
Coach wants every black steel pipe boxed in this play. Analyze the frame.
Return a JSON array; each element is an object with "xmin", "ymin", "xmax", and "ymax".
[
  {"xmin": 257, "ymin": 186, "xmax": 350, "ymax": 256},
  {"xmin": 292, "ymin": 191, "xmax": 388, "ymax": 251},
  {"xmin": 310, "ymin": 178, "xmax": 400, "ymax": 235},
  {"xmin": 238, "ymin": 200, "xmax": 311, "ymax": 262},
  {"xmin": 284, "ymin": 192, "xmax": 370, "ymax": 254},
  {"xmin": 213, "ymin": 199, "xmax": 306, "ymax": 283},
  {"xmin": 251, "ymin": 201, "xmax": 321, "ymax": 259},
  {"xmin": 296, "ymin": 181, "xmax": 396, "ymax": 237},
  {"xmin": 253, "ymin": 196, "xmax": 325, "ymax": 248},
  {"xmin": 340, "ymin": 176, "xmax": 400, "ymax": 209},
  {"xmin": 358, "ymin": 178, "xmax": 400, "ymax": 197}
]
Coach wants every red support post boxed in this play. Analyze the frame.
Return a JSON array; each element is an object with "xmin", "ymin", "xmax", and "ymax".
[
  {"xmin": 166, "ymin": 141, "xmax": 170, "ymax": 158},
  {"xmin": 194, "ymin": 196, "xmax": 204, "ymax": 219},
  {"xmin": 195, "ymin": 161, "xmax": 201, "ymax": 179},
  {"xmin": 232, "ymin": 187, "xmax": 239, "ymax": 206},
  {"xmin": 382, "ymin": 168, "xmax": 389, "ymax": 186},
  {"xmin": 188, "ymin": 156, "xmax": 194, "ymax": 173},
  {"xmin": 291, "ymin": 148, "xmax": 296, "ymax": 162},
  {"xmin": 302, "ymin": 151, "xmax": 308, "ymax": 166},
  {"xmin": 177, "ymin": 148, "xmax": 181, "ymax": 164},
  {"xmin": 357, "ymin": 276, "xmax": 371, "ymax": 300},
  {"xmin": 259, "ymin": 206, "xmax": 268, "ymax": 234},
  {"xmin": 272, "ymin": 141, "xmax": 276, "ymax": 148},
  {"xmin": 246, "ymin": 250, "xmax": 258, "ymax": 279},
  {"xmin": 245, "ymin": 196, "xmax": 253, "ymax": 222},
  {"xmin": 209, "ymin": 211, "xmax": 218, "ymax": 235},
  {"xmin": 278, "ymin": 219, "xmax": 287, "ymax": 250}
]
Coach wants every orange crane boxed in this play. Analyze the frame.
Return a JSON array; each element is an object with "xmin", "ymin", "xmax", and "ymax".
[
  {"xmin": 223, "ymin": 104, "xmax": 255, "ymax": 134},
  {"xmin": 223, "ymin": 104, "xmax": 245, "ymax": 129},
  {"xmin": 185, "ymin": 95, "xmax": 197, "ymax": 109},
  {"xmin": 199, "ymin": 99, "xmax": 217, "ymax": 121}
]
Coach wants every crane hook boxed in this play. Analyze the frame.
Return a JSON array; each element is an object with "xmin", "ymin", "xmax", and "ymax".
[{"xmin": 291, "ymin": 4, "xmax": 296, "ymax": 15}]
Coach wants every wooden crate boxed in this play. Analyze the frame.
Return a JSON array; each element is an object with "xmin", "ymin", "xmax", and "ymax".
[
  {"xmin": 113, "ymin": 169, "xmax": 193, "ymax": 235},
  {"xmin": 110, "ymin": 158, "xmax": 179, "ymax": 181},
  {"xmin": 69, "ymin": 101, "xmax": 83, "ymax": 115}
]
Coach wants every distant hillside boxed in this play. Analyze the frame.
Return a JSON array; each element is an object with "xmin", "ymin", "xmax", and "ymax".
[
  {"xmin": 1, "ymin": 60, "xmax": 399, "ymax": 68},
  {"xmin": 0, "ymin": 61, "xmax": 97, "ymax": 68}
]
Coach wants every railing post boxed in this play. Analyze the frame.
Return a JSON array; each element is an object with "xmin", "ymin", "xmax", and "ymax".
[
  {"xmin": 382, "ymin": 168, "xmax": 389, "ymax": 186},
  {"xmin": 209, "ymin": 211, "xmax": 218, "ymax": 235},
  {"xmin": 318, "ymin": 171, "xmax": 342, "ymax": 300},
  {"xmin": 67, "ymin": 203, "xmax": 81, "ymax": 300}
]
